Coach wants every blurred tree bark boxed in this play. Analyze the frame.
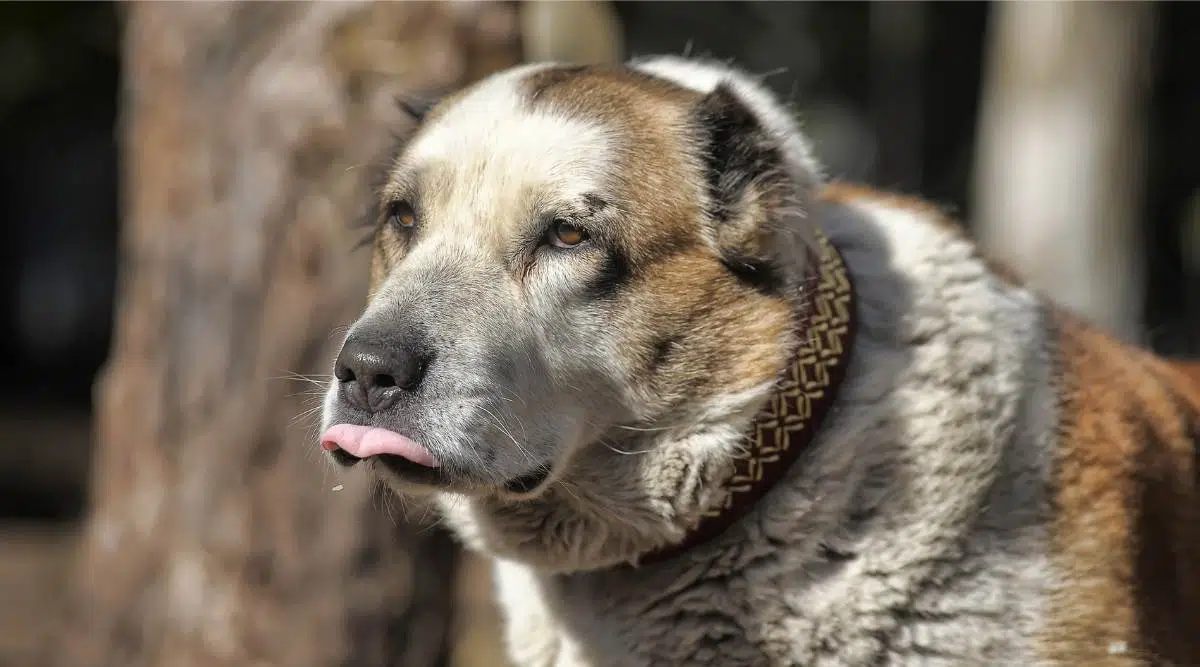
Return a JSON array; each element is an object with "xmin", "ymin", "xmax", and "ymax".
[
  {"xmin": 520, "ymin": 1, "xmax": 622, "ymax": 65},
  {"xmin": 972, "ymin": 2, "xmax": 1154, "ymax": 343},
  {"xmin": 47, "ymin": 3, "xmax": 520, "ymax": 667}
]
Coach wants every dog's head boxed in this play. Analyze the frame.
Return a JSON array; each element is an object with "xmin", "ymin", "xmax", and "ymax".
[{"xmin": 320, "ymin": 57, "xmax": 823, "ymax": 514}]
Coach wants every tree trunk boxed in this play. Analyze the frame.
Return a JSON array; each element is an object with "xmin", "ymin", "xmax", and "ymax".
[
  {"xmin": 48, "ymin": 3, "xmax": 520, "ymax": 666},
  {"xmin": 971, "ymin": 2, "xmax": 1153, "ymax": 343}
]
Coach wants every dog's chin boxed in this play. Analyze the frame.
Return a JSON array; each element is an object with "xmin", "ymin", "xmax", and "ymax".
[{"xmin": 364, "ymin": 453, "xmax": 555, "ymax": 500}]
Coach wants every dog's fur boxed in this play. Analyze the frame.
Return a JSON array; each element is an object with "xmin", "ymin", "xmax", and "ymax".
[{"xmin": 320, "ymin": 57, "xmax": 1200, "ymax": 665}]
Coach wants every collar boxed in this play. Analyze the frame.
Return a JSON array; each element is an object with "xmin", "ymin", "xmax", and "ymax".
[{"xmin": 631, "ymin": 229, "xmax": 857, "ymax": 567}]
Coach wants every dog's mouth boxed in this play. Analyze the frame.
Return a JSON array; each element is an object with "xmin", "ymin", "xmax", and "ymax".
[
  {"xmin": 502, "ymin": 466, "xmax": 552, "ymax": 495},
  {"xmin": 328, "ymin": 446, "xmax": 363, "ymax": 467},
  {"xmin": 321, "ymin": 424, "xmax": 441, "ymax": 467},
  {"xmin": 320, "ymin": 423, "xmax": 553, "ymax": 495}
]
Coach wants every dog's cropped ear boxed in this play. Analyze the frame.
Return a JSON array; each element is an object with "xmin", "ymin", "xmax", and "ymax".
[
  {"xmin": 693, "ymin": 83, "xmax": 808, "ymax": 296},
  {"xmin": 394, "ymin": 92, "xmax": 440, "ymax": 125}
]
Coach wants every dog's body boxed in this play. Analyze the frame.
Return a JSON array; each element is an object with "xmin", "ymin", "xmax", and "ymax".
[
  {"xmin": 484, "ymin": 185, "xmax": 1200, "ymax": 667},
  {"xmin": 319, "ymin": 57, "xmax": 1200, "ymax": 666}
]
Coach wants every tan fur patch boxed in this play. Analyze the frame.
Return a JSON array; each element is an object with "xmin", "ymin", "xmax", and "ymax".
[
  {"xmin": 1043, "ymin": 309, "xmax": 1200, "ymax": 665},
  {"xmin": 616, "ymin": 245, "xmax": 793, "ymax": 408},
  {"xmin": 1171, "ymin": 360, "xmax": 1200, "ymax": 390}
]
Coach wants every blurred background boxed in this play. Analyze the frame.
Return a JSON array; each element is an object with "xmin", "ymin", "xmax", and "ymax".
[{"xmin": 1, "ymin": 2, "xmax": 1196, "ymax": 666}]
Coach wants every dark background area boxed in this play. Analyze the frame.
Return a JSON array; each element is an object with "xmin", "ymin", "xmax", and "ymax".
[
  {"xmin": 0, "ymin": 0, "xmax": 1196, "ymax": 529},
  {"xmin": 1, "ymin": 2, "xmax": 119, "ymax": 522}
]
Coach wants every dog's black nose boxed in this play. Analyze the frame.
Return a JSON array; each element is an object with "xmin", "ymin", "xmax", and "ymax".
[{"xmin": 334, "ymin": 331, "xmax": 430, "ymax": 411}]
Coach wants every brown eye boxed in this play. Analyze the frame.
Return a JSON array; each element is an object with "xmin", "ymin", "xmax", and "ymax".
[
  {"xmin": 549, "ymin": 219, "xmax": 588, "ymax": 248},
  {"xmin": 388, "ymin": 201, "xmax": 416, "ymax": 229}
]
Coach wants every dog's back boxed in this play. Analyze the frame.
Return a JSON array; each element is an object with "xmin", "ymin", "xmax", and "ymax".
[{"xmin": 1045, "ymin": 312, "xmax": 1200, "ymax": 664}]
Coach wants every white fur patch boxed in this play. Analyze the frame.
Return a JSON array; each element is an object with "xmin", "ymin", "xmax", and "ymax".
[
  {"xmin": 381, "ymin": 63, "xmax": 618, "ymax": 301},
  {"xmin": 404, "ymin": 63, "xmax": 614, "ymax": 225}
]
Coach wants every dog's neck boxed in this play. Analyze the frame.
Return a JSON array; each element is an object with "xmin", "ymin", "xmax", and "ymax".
[{"xmin": 630, "ymin": 229, "xmax": 858, "ymax": 567}]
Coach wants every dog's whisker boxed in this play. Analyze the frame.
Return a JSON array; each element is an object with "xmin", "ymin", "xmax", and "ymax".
[
  {"xmin": 599, "ymin": 440, "xmax": 655, "ymax": 456},
  {"xmin": 269, "ymin": 371, "xmax": 333, "ymax": 387},
  {"xmin": 614, "ymin": 423, "xmax": 671, "ymax": 433}
]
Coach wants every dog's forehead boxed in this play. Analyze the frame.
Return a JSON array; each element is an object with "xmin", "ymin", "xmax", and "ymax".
[
  {"xmin": 391, "ymin": 70, "xmax": 578, "ymax": 221},
  {"xmin": 391, "ymin": 65, "xmax": 699, "ymax": 234},
  {"xmin": 405, "ymin": 68, "xmax": 612, "ymax": 197}
]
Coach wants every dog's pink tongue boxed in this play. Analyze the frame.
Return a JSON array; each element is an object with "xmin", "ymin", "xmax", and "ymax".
[{"xmin": 320, "ymin": 424, "xmax": 440, "ymax": 468}]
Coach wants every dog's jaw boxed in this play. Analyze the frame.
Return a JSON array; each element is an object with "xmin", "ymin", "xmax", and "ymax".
[{"xmin": 436, "ymin": 382, "xmax": 778, "ymax": 572}]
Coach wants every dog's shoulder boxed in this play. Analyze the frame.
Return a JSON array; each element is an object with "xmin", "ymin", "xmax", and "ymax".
[
  {"xmin": 1045, "ymin": 309, "xmax": 1200, "ymax": 664},
  {"xmin": 819, "ymin": 181, "xmax": 1027, "ymax": 287}
]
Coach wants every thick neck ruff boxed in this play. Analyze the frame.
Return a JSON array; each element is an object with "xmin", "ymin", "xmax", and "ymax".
[{"xmin": 633, "ymin": 229, "xmax": 858, "ymax": 567}]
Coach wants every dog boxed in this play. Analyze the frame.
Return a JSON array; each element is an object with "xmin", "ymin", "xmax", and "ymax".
[{"xmin": 318, "ymin": 56, "xmax": 1200, "ymax": 666}]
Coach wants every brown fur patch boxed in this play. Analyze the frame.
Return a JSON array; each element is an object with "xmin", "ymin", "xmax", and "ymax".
[
  {"xmin": 820, "ymin": 182, "xmax": 1025, "ymax": 286},
  {"xmin": 521, "ymin": 64, "xmax": 700, "ymax": 119},
  {"xmin": 1170, "ymin": 360, "xmax": 1200, "ymax": 390},
  {"xmin": 623, "ymin": 245, "xmax": 793, "ymax": 404},
  {"xmin": 1042, "ymin": 309, "xmax": 1200, "ymax": 665}
]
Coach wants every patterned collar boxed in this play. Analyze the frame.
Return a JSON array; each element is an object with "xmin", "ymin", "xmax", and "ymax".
[{"xmin": 633, "ymin": 229, "xmax": 857, "ymax": 567}]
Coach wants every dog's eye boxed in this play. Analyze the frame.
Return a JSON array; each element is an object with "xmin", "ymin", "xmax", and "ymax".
[
  {"xmin": 549, "ymin": 219, "xmax": 588, "ymax": 248},
  {"xmin": 387, "ymin": 201, "xmax": 417, "ymax": 229}
]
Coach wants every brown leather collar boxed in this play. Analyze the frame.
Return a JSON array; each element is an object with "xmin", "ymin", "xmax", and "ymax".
[{"xmin": 631, "ymin": 229, "xmax": 857, "ymax": 567}]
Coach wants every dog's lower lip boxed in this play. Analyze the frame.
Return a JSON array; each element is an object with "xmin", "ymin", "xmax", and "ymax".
[
  {"xmin": 330, "ymin": 448, "xmax": 362, "ymax": 467},
  {"xmin": 375, "ymin": 454, "xmax": 447, "ymax": 485},
  {"xmin": 504, "ymin": 467, "xmax": 551, "ymax": 494}
]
